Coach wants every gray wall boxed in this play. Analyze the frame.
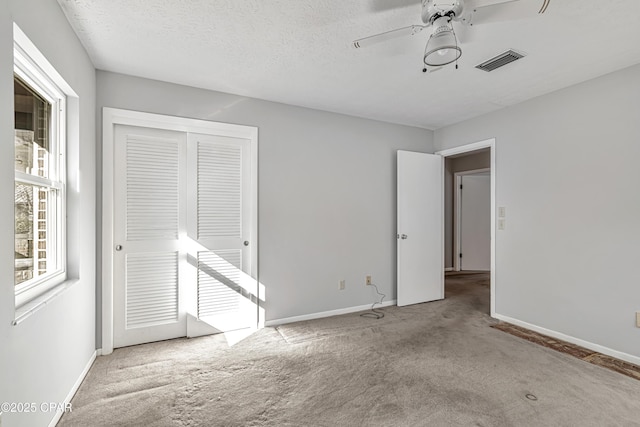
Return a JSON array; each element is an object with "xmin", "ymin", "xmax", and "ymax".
[
  {"xmin": 435, "ymin": 63, "xmax": 640, "ymax": 359},
  {"xmin": 444, "ymin": 150, "xmax": 491, "ymax": 268},
  {"xmin": 1, "ymin": 1, "xmax": 96, "ymax": 426},
  {"xmin": 96, "ymin": 71, "xmax": 433, "ymax": 343}
]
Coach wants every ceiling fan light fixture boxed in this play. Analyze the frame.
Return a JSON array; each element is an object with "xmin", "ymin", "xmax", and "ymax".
[{"xmin": 423, "ymin": 19, "xmax": 461, "ymax": 67}]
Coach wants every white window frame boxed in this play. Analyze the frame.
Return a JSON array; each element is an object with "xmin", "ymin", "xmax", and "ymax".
[{"xmin": 13, "ymin": 28, "xmax": 67, "ymax": 308}]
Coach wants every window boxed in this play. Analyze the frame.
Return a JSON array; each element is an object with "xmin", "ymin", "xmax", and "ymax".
[{"xmin": 14, "ymin": 41, "xmax": 66, "ymax": 305}]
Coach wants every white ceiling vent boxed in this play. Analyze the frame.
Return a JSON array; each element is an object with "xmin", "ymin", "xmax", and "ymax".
[{"xmin": 475, "ymin": 50, "xmax": 525, "ymax": 72}]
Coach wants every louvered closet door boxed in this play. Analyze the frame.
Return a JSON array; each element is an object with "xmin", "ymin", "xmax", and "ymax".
[
  {"xmin": 113, "ymin": 125, "xmax": 187, "ymax": 348},
  {"xmin": 186, "ymin": 133, "xmax": 256, "ymax": 337}
]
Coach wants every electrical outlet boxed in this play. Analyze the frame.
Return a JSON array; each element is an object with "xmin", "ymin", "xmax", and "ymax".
[
  {"xmin": 636, "ymin": 312, "xmax": 640, "ymax": 328},
  {"xmin": 498, "ymin": 219, "xmax": 505, "ymax": 230},
  {"xmin": 498, "ymin": 207, "xmax": 506, "ymax": 218},
  {"xmin": 339, "ymin": 280, "xmax": 345, "ymax": 290},
  {"xmin": 366, "ymin": 275, "xmax": 372, "ymax": 286}
]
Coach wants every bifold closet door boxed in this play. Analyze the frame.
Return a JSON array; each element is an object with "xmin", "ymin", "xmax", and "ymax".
[{"xmin": 113, "ymin": 125, "xmax": 188, "ymax": 348}]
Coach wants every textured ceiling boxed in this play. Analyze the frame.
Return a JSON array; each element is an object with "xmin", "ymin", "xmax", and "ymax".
[{"xmin": 58, "ymin": 0, "xmax": 640, "ymax": 129}]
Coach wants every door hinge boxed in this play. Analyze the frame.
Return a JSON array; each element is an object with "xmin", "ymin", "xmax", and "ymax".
[
  {"xmin": 460, "ymin": 184, "xmax": 463, "ymax": 190},
  {"xmin": 459, "ymin": 253, "xmax": 462, "ymax": 258}
]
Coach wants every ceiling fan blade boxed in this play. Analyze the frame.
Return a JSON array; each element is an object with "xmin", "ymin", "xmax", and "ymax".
[
  {"xmin": 469, "ymin": 0, "xmax": 520, "ymax": 9},
  {"xmin": 538, "ymin": 0, "xmax": 550, "ymax": 13},
  {"xmin": 469, "ymin": 0, "xmax": 551, "ymax": 13},
  {"xmin": 368, "ymin": 0, "xmax": 419, "ymax": 12},
  {"xmin": 466, "ymin": 0, "xmax": 544, "ymax": 24},
  {"xmin": 352, "ymin": 25, "xmax": 427, "ymax": 49}
]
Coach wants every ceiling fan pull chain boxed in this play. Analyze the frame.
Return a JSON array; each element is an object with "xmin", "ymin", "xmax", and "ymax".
[
  {"xmin": 455, "ymin": 24, "xmax": 459, "ymax": 70},
  {"xmin": 455, "ymin": 25, "xmax": 459, "ymax": 70}
]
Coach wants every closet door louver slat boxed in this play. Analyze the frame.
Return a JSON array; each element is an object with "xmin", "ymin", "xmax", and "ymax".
[
  {"xmin": 197, "ymin": 250, "xmax": 242, "ymax": 318},
  {"xmin": 197, "ymin": 142, "xmax": 242, "ymax": 240},
  {"xmin": 126, "ymin": 137, "xmax": 180, "ymax": 241}
]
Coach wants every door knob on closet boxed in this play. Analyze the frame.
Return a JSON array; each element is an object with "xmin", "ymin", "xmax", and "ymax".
[{"xmin": 401, "ymin": 234, "xmax": 408, "ymax": 240}]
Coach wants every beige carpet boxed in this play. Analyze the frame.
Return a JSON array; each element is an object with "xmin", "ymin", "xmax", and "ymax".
[{"xmin": 59, "ymin": 273, "xmax": 640, "ymax": 426}]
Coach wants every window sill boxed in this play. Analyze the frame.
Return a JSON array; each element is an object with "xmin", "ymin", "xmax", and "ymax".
[{"xmin": 13, "ymin": 279, "xmax": 79, "ymax": 326}]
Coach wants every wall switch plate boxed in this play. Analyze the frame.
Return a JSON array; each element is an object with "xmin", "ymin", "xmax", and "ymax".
[
  {"xmin": 339, "ymin": 280, "xmax": 345, "ymax": 290},
  {"xmin": 498, "ymin": 207, "xmax": 506, "ymax": 218},
  {"xmin": 366, "ymin": 275, "xmax": 372, "ymax": 286},
  {"xmin": 498, "ymin": 219, "xmax": 506, "ymax": 230},
  {"xmin": 636, "ymin": 312, "xmax": 640, "ymax": 328}
]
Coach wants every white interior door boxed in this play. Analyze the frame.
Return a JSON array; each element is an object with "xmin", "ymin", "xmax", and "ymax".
[
  {"xmin": 185, "ymin": 133, "xmax": 257, "ymax": 337},
  {"xmin": 113, "ymin": 125, "xmax": 187, "ymax": 348},
  {"xmin": 459, "ymin": 173, "xmax": 491, "ymax": 271},
  {"xmin": 397, "ymin": 151, "xmax": 443, "ymax": 306}
]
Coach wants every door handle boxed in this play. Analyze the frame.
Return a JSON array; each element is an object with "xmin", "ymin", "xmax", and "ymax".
[
  {"xmin": 115, "ymin": 244, "xmax": 123, "ymax": 251},
  {"xmin": 244, "ymin": 241, "xmax": 249, "ymax": 246},
  {"xmin": 401, "ymin": 234, "xmax": 408, "ymax": 240}
]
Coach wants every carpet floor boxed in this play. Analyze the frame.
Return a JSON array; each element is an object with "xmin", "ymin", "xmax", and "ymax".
[
  {"xmin": 59, "ymin": 273, "xmax": 640, "ymax": 426},
  {"xmin": 492, "ymin": 322, "xmax": 640, "ymax": 381}
]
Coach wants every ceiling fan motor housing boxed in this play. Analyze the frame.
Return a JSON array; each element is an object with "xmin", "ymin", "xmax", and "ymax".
[{"xmin": 422, "ymin": 0, "xmax": 465, "ymax": 24}]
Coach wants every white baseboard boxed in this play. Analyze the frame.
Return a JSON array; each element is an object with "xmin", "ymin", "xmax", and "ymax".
[
  {"xmin": 494, "ymin": 314, "xmax": 640, "ymax": 366},
  {"xmin": 265, "ymin": 299, "xmax": 397, "ymax": 327},
  {"xmin": 444, "ymin": 267, "xmax": 453, "ymax": 272},
  {"xmin": 48, "ymin": 350, "xmax": 96, "ymax": 427}
]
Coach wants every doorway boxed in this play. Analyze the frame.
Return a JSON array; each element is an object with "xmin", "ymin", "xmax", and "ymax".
[
  {"xmin": 436, "ymin": 139, "xmax": 495, "ymax": 316},
  {"xmin": 455, "ymin": 169, "xmax": 491, "ymax": 271}
]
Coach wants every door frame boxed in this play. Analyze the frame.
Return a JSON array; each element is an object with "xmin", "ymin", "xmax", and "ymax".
[
  {"xmin": 454, "ymin": 168, "xmax": 490, "ymax": 272},
  {"xmin": 101, "ymin": 107, "xmax": 258, "ymax": 355},
  {"xmin": 436, "ymin": 139, "xmax": 496, "ymax": 317}
]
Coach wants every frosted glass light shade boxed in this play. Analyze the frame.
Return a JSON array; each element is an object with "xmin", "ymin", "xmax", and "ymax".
[{"xmin": 424, "ymin": 28, "xmax": 461, "ymax": 67}]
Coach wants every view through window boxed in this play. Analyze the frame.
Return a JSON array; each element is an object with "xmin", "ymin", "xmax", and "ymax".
[{"xmin": 14, "ymin": 74, "xmax": 64, "ymax": 293}]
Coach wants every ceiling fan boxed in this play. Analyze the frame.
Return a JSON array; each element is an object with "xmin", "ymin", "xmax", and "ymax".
[{"xmin": 353, "ymin": 0, "xmax": 551, "ymax": 71}]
